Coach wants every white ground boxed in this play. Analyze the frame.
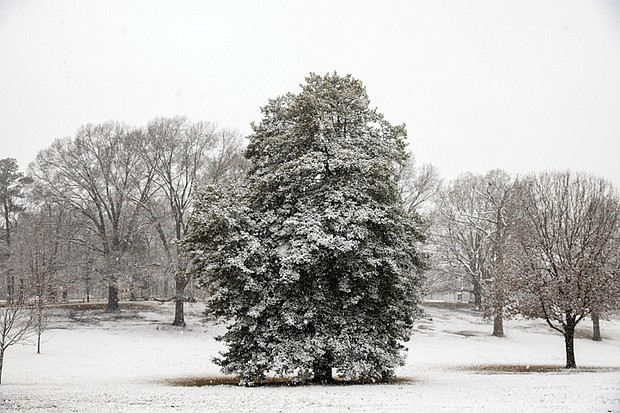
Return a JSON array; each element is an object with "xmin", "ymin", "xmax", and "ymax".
[{"xmin": 1, "ymin": 302, "xmax": 619, "ymax": 412}]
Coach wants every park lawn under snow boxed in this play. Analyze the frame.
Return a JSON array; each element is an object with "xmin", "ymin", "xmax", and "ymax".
[{"xmin": 1, "ymin": 302, "xmax": 619, "ymax": 412}]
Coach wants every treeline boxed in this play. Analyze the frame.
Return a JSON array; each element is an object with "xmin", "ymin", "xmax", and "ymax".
[
  {"xmin": 420, "ymin": 169, "xmax": 620, "ymax": 367},
  {"xmin": 2, "ymin": 129, "xmax": 620, "ymax": 359},
  {"xmin": 1, "ymin": 78, "xmax": 619, "ymax": 376},
  {"xmin": 0, "ymin": 117, "xmax": 246, "ymax": 327}
]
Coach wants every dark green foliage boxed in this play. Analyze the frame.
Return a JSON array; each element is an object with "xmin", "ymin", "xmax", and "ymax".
[
  {"xmin": 184, "ymin": 73, "xmax": 427, "ymax": 384},
  {"xmin": 0, "ymin": 158, "xmax": 31, "ymax": 248}
]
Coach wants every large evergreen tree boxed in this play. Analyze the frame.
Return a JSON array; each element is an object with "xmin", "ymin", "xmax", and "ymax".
[{"xmin": 184, "ymin": 73, "xmax": 426, "ymax": 384}]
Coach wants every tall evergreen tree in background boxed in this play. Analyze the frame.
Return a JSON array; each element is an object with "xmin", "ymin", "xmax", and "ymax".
[
  {"xmin": 0, "ymin": 158, "xmax": 31, "ymax": 301},
  {"xmin": 0, "ymin": 158, "xmax": 31, "ymax": 250},
  {"xmin": 184, "ymin": 73, "xmax": 427, "ymax": 384}
]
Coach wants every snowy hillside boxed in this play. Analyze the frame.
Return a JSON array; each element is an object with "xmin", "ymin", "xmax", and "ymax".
[{"xmin": 2, "ymin": 302, "xmax": 619, "ymax": 412}]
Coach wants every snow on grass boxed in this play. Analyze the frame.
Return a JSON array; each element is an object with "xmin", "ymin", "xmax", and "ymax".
[{"xmin": 1, "ymin": 302, "xmax": 619, "ymax": 412}]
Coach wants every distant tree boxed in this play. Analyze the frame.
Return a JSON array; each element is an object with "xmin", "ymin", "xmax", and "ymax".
[
  {"xmin": 10, "ymin": 203, "xmax": 74, "ymax": 353},
  {"xmin": 506, "ymin": 172, "xmax": 620, "ymax": 368},
  {"xmin": 0, "ymin": 158, "xmax": 31, "ymax": 249},
  {"xmin": 398, "ymin": 153, "xmax": 441, "ymax": 214},
  {"xmin": 0, "ymin": 158, "xmax": 32, "ymax": 303},
  {"xmin": 432, "ymin": 170, "xmax": 514, "ymax": 337},
  {"xmin": 30, "ymin": 122, "xmax": 157, "ymax": 312},
  {"xmin": 433, "ymin": 174, "xmax": 490, "ymax": 308},
  {"xmin": 184, "ymin": 73, "xmax": 427, "ymax": 384},
  {"xmin": 589, "ymin": 250, "xmax": 620, "ymax": 342},
  {"xmin": 480, "ymin": 170, "xmax": 514, "ymax": 338},
  {"xmin": 140, "ymin": 116, "xmax": 246, "ymax": 327},
  {"xmin": 0, "ymin": 297, "xmax": 33, "ymax": 384}
]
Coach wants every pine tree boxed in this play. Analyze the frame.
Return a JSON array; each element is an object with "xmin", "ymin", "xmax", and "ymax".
[
  {"xmin": 0, "ymin": 158, "xmax": 31, "ymax": 249},
  {"xmin": 184, "ymin": 73, "xmax": 427, "ymax": 384}
]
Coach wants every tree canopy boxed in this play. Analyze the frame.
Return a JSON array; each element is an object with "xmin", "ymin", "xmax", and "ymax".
[
  {"xmin": 184, "ymin": 72, "xmax": 427, "ymax": 384},
  {"xmin": 506, "ymin": 171, "xmax": 620, "ymax": 368},
  {"xmin": 0, "ymin": 158, "xmax": 31, "ymax": 249}
]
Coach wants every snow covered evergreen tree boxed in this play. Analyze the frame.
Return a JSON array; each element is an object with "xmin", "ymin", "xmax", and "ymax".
[{"xmin": 184, "ymin": 73, "xmax": 427, "ymax": 384}]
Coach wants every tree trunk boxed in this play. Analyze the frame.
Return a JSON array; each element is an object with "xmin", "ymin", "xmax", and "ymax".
[
  {"xmin": 312, "ymin": 354, "xmax": 334, "ymax": 384},
  {"xmin": 380, "ymin": 369, "xmax": 394, "ymax": 383},
  {"xmin": 472, "ymin": 282, "xmax": 482, "ymax": 310},
  {"xmin": 7, "ymin": 275, "xmax": 14, "ymax": 303},
  {"xmin": 172, "ymin": 299, "xmax": 186, "ymax": 327},
  {"xmin": 163, "ymin": 279, "xmax": 169, "ymax": 298},
  {"xmin": 492, "ymin": 310, "xmax": 504, "ymax": 337},
  {"xmin": 37, "ymin": 298, "xmax": 43, "ymax": 354},
  {"xmin": 107, "ymin": 283, "xmax": 119, "ymax": 312},
  {"xmin": 592, "ymin": 312, "xmax": 602, "ymax": 341},
  {"xmin": 172, "ymin": 274, "xmax": 188, "ymax": 327},
  {"xmin": 564, "ymin": 328, "xmax": 577, "ymax": 368},
  {"xmin": 0, "ymin": 350, "xmax": 4, "ymax": 384},
  {"xmin": 3, "ymin": 200, "xmax": 11, "ymax": 247}
]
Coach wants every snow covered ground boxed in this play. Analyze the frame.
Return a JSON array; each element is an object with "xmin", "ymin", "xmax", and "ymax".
[{"xmin": 2, "ymin": 302, "xmax": 619, "ymax": 412}]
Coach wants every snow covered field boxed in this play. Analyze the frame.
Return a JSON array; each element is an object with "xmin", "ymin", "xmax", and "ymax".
[{"xmin": 2, "ymin": 302, "xmax": 619, "ymax": 412}]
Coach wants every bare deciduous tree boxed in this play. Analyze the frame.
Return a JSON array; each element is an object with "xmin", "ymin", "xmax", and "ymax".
[
  {"xmin": 0, "ymin": 298, "xmax": 33, "ymax": 384},
  {"xmin": 506, "ymin": 171, "xmax": 620, "ymax": 368},
  {"xmin": 432, "ymin": 170, "xmax": 514, "ymax": 336},
  {"xmin": 11, "ymin": 203, "xmax": 74, "ymax": 353},
  {"xmin": 434, "ymin": 173, "xmax": 489, "ymax": 308},
  {"xmin": 398, "ymin": 153, "xmax": 441, "ymax": 214},
  {"xmin": 141, "ymin": 117, "xmax": 246, "ymax": 326},
  {"xmin": 482, "ymin": 170, "xmax": 514, "ymax": 337},
  {"xmin": 31, "ymin": 122, "xmax": 157, "ymax": 312}
]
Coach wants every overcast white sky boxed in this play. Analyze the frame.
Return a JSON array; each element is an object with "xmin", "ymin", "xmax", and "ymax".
[{"xmin": 1, "ymin": 0, "xmax": 619, "ymax": 185}]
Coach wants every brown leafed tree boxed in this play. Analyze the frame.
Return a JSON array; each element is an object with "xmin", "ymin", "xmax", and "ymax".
[{"xmin": 506, "ymin": 171, "xmax": 620, "ymax": 368}]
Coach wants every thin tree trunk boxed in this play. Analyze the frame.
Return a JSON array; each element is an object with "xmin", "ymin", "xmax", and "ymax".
[
  {"xmin": 172, "ymin": 274, "xmax": 188, "ymax": 327},
  {"xmin": 107, "ymin": 283, "xmax": 119, "ymax": 312},
  {"xmin": 492, "ymin": 310, "xmax": 504, "ymax": 337},
  {"xmin": 564, "ymin": 328, "xmax": 577, "ymax": 368},
  {"xmin": 0, "ymin": 350, "xmax": 4, "ymax": 384},
  {"xmin": 472, "ymin": 282, "xmax": 482, "ymax": 310},
  {"xmin": 37, "ymin": 298, "xmax": 43, "ymax": 354},
  {"xmin": 592, "ymin": 312, "xmax": 602, "ymax": 341},
  {"xmin": 163, "ymin": 279, "xmax": 169, "ymax": 297},
  {"xmin": 3, "ymin": 200, "xmax": 11, "ymax": 246}
]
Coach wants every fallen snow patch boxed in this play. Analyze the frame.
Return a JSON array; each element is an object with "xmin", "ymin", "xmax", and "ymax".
[{"xmin": 1, "ymin": 302, "xmax": 619, "ymax": 412}]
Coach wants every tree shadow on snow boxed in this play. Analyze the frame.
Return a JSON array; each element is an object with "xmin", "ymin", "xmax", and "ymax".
[
  {"xmin": 162, "ymin": 375, "xmax": 416, "ymax": 387},
  {"xmin": 463, "ymin": 364, "xmax": 620, "ymax": 374}
]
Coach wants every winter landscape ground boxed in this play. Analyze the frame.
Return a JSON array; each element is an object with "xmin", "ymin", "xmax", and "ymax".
[{"xmin": 1, "ymin": 302, "xmax": 619, "ymax": 413}]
